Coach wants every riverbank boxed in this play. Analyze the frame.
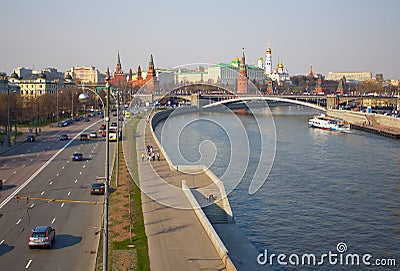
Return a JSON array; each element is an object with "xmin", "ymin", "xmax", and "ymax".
[
  {"xmin": 327, "ymin": 109, "xmax": 400, "ymax": 139},
  {"xmin": 147, "ymin": 108, "xmax": 263, "ymax": 270}
]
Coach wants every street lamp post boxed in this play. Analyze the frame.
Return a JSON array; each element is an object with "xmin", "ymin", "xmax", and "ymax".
[
  {"xmin": 116, "ymin": 89, "xmax": 119, "ymax": 187},
  {"xmin": 7, "ymin": 86, "xmax": 11, "ymax": 147},
  {"xmin": 78, "ymin": 81, "xmax": 109, "ymax": 270},
  {"xmin": 104, "ymin": 78, "xmax": 110, "ymax": 271}
]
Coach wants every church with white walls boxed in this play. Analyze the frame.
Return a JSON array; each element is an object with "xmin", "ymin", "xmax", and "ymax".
[{"xmin": 264, "ymin": 44, "xmax": 290, "ymax": 85}]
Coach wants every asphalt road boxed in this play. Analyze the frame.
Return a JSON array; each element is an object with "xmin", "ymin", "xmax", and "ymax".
[{"xmin": 0, "ymin": 118, "xmax": 115, "ymax": 270}]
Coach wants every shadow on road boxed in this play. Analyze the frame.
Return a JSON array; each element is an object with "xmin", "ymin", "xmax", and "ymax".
[
  {"xmin": 0, "ymin": 243, "xmax": 14, "ymax": 256},
  {"xmin": 52, "ymin": 234, "xmax": 83, "ymax": 249}
]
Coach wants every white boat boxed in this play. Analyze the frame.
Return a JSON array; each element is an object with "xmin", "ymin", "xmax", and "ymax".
[{"xmin": 308, "ymin": 114, "xmax": 350, "ymax": 132}]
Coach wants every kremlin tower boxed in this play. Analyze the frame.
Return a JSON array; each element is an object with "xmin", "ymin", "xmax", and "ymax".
[
  {"xmin": 110, "ymin": 52, "xmax": 126, "ymax": 86},
  {"xmin": 143, "ymin": 53, "xmax": 159, "ymax": 94},
  {"xmin": 237, "ymin": 48, "xmax": 248, "ymax": 94}
]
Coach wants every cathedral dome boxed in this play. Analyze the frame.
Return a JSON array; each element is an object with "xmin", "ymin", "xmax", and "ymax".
[{"xmin": 10, "ymin": 71, "xmax": 19, "ymax": 79}]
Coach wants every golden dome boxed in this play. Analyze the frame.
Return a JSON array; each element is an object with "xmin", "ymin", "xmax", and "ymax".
[
  {"xmin": 278, "ymin": 62, "xmax": 284, "ymax": 68},
  {"xmin": 266, "ymin": 47, "xmax": 272, "ymax": 54},
  {"xmin": 258, "ymin": 56, "xmax": 263, "ymax": 60}
]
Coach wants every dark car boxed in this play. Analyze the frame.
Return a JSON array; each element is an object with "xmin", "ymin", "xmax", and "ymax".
[
  {"xmin": 72, "ymin": 152, "xmax": 83, "ymax": 161},
  {"xmin": 80, "ymin": 133, "xmax": 88, "ymax": 141},
  {"xmin": 90, "ymin": 182, "xmax": 105, "ymax": 195},
  {"xmin": 59, "ymin": 134, "xmax": 68, "ymax": 141},
  {"xmin": 28, "ymin": 226, "xmax": 55, "ymax": 249},
  {"xmin": 26, "ymin": 135, "xmax": 35, "ymax": 142},
  {"xmin": 0, "ymin": 179, "xmax": 3, "ymax": 189}
]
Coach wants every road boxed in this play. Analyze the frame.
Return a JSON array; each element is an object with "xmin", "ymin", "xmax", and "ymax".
[{"xmin": 0, "ymin": 118, "xmax": 114, "ymax": 270}]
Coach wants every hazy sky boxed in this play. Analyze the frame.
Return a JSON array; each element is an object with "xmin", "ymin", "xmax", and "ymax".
[{"xmin": 1, "ymin": 0, "xmax": 399, "ymax": 79}]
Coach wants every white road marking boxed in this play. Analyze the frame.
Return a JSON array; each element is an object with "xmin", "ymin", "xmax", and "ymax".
[
  {"xmin": 0, "ymin": 123, "xmax": 99, "ymax": 210},
  {"xmin": 41, "ymin": 191, "xmax": 45, "ymax": 195},
  {"xmin": 13, "ymin": 171, "xmax": 16, "ymax": 174},
  {"xmin": 75, "ymin": 180, "xmax": 78, "ymax": 183},
  {"xmin": 67, "ymin": 192, "xmax": 71, "ymax": 196},
  {"xmin": 62, "ymin": 166, "xmax": 65, "ymax": 169},
  {"xmin": 49, "ymin": 181, "xmax": 53, "ymax": 185},
  {"xmin": 79, "ymin": 172, "xmax": 82, "ymax": 175},
  {"xmin": 83, "ymin": 165, "xmax": 86, "ymax": 168},
  {"xmin": 51, "ymin": 218, "xmax": 56, "ymax": 224},
  {"xmin": 30, "ymin": 203, "xmax": 34, "ymax": 208},
  {"xmin": 16, "ymin": 219, "xmax": 21, "ymax": 225},
  {"xmin": 25, "ymin": 260, "xmax": 32, "ymax": 269},
  {"xmin": 61, "ymin": 203, "xmax": 65, "ymax": 208},
  {"xmin": 56, "ymin": 173, "xmax": 59, "ymax": 177},
  {"xmin": 22, "ymin": 165, "xmax": 26, "ymax": 168},
  {"xmin": 0, "ymin": 240, "xmax": 4, "ymax": 246}
]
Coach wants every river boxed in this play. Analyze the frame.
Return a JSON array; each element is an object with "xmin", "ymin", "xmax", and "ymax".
[{"xmin": 154, "ymin": 105, "xmax": 400, "ymax": 270}]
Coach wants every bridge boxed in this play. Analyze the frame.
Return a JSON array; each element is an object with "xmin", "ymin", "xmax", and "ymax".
[{"xmin": 132, "ymin": 82, "xmax": 400, "ymax": 111}]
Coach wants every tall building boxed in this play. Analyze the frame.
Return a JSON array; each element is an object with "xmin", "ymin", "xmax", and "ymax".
[
  {"xmin": 236, "ymin": 48, "xmax": 248, "ymax": 94},
  {"xmin": 67, "ymin": 66, "xmax": 104, "ymax": 83},
  {"xmin": 9, "ymin": 69, "xmax": 71, "ymax": 98},
  {"xmin": 265, "ymin": 43, "xmax": 272, "ymax": 75},
  {"xmin": 326, "ymin": 72, "xmax": 372, "ymax": 81}
]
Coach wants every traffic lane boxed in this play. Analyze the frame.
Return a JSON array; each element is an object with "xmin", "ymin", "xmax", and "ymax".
[
  {"xmin": 0, "ymin": 119, "xmax": 103, "ymax": 205},
  {"xmin": 0, "ymin": 134, "xmax": 112, "ymax": 270}
]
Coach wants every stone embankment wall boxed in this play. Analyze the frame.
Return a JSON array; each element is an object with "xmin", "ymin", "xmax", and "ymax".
[{"xmin": 327, "ymin": 109, "xmax": 400, "ymax": 128}]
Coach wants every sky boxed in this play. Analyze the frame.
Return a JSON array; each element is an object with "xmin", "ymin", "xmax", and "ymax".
[{"xmin": 1, "ymin": 0, "xmax": 400, "ymax": 79}]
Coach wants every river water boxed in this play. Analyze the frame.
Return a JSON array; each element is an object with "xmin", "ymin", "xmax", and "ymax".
[{"xmin": 154, "ymin": 105, "xmax": 400, "ymax": 270}]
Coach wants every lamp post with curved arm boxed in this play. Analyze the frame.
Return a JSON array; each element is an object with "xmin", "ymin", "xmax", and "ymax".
[{"xmin": 78, "ymin": 81, "xmax": 110, "ymax": 271}]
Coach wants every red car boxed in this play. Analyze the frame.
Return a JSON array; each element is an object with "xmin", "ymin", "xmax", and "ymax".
[{"xmin": 101, "ymin": 130, "xmax": 106, "ymax": 137}]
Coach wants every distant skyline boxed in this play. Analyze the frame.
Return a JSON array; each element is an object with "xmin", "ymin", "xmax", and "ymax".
[{"xmin": 1, "ymin": 0, "xmax": 400, "ymax": 79}]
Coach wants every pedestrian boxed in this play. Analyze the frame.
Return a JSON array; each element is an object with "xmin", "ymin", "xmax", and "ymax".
[
  {"xmin": 0, "ymin": 137, "xmax": 3, "ymax": 146},
  {"xmin": 157, "ymin": 152, "xmax": 160, "ymax": 161},
  {"xmin": 152, "ymin": 152, "xmax": 155, "ymax": 161},
  {"xmin": 141, "ymin": 152, "xmax": 145, "ymax": 161}
]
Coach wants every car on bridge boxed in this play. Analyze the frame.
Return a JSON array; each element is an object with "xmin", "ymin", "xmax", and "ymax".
[{"xmin": 28, "ymin": 226, "xmax": 56, "ymax": 249}]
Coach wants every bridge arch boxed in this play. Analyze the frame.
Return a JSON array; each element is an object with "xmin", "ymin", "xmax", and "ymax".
[
  {"xmin": 169, "ymin": 82, "xmax": 237, "ymax": 96},
  {"xmin": 203, "ymin": 96, "xmax": 327, "ymax": 112}
]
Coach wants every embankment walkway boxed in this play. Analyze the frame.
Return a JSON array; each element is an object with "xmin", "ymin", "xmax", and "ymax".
[{"xmin": 123, "ymin": 113, "xmax": 264, "ymax": 270}]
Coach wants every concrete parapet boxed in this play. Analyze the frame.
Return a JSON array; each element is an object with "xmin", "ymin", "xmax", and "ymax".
[
  {"xmin": 182, "ymin": 180, "xmax": 237, "ymax": 271},
  {"xmin": 327, "ymin": 109, "xmax": 368, "ymax": 125},
  {"xmin": 204, "ymin": 168, "xmax": 234, "ymax": 223}
]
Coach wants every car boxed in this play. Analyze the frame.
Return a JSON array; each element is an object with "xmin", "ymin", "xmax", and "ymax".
[
  {"xmin": 89, "ymin": 131, "xmax": 97, "ymax": 138},
  {"xmin": 99, "ymin": 124, "xmax": 106, "ymax": 133},
  {"xmin": 101, "ymin": 130, "xmax": 106, "ymax": 137},
  {"xmin": 26, "ymin": 135, "xmax": 35, "ymax": 142},
  {"xmin": 72, "ymin": 152, "xmax": 83, "ymax": 161},
  {"xmin": 80, "ymin": 133, "xmax": 88, "ymax": 141},
  {"xmin": 59, "ymin": 134, "xmax": 68, "ymax": 141},
  {"xmin": 90, "ymin": 182, "xmax": 105, "ymax": 195},
  {"xmin": 28, "ymin": 226, "xmax": 55, "ymax": 249},
  {"xmin": 58, "ymin": 121, "xmax": 68, "ymax": 127},
  {"xmin": 0, "ymin": 179, "xmax": 3, "ymax": 189},
  {"xmin": 111, "ymin": 122, "xmax": 117, "ymax": 127}
]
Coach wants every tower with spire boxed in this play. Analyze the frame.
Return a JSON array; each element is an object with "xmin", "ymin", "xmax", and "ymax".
[
  {"xmin": 110, "ymin": 51, "xmax": 126, "ymax": 86},
  {"xmin": 143, "ymin": 52, "xmax": 159, "ymax": 94},
  {"xmin": 265, "ymin": 43, "xmax": 272, "ymax": 76},
  {"xmin": 237, "ymin": 48, "xmax": 248, "ymax": 94}
]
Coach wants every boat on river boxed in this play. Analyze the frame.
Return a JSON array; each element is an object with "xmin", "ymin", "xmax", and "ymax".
[{"xmin": 308, "ymin": 114, "xmax": 350, "ymax": 132}]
